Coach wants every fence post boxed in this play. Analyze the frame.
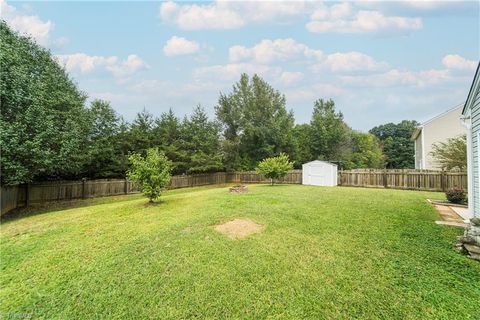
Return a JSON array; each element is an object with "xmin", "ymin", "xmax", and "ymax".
[
  {"xmin": 82, "ymin": 178, "xmax": 87, "ymax": 199},
  {"xmin": 124, "ymin": 178, "xmax": 128, "ymax": 194},
  {"xmin": 441, "ymin": 171, "xmax": 446, "ymax": 192},
  {"xmin": 25, "ymin": 183, "xmax": 30, "ymax": 207},
  {"xmin": 383, "ymin": 169, "xmax": 388, "ymax": 188}
]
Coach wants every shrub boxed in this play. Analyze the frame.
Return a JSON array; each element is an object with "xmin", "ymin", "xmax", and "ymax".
[
  {"xmin": 255, "ymin": 153, "xmax": 294, "ymax": 185},
  {"xmin": 127, "ymin": 148, "xmax": 172, "ymax": 202},
  {"xmin": 445, "ymin": 188, "xmax": 466, "ymax": 204}
]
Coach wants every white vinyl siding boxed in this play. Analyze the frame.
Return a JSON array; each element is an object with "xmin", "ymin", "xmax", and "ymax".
[{"xmin": 471, "ymin": 86, "xmax": 480, "ymax": 216}]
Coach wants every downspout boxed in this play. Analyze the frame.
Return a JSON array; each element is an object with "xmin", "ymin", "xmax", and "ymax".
[{"xmin": 460, "ymin": 114, "xmax": 473, "ymax": 218}]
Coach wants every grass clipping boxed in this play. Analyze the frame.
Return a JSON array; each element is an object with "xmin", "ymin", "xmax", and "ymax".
[{"xmin": 215, "ymin": 219, "xmax": 264, "ymax": 239}]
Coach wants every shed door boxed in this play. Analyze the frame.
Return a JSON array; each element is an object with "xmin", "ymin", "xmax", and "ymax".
[{"xmin": 309, "ymin": 164, "xmax": 327, "ymax": 185}]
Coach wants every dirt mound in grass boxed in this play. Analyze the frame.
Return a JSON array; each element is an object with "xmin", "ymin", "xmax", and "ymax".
[{"xmin": 214, "ymin": 219, "xmax": 264, "ymax": 239}]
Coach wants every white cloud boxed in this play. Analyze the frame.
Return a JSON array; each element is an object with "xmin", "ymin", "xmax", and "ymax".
[
  {"xmin": 56, "ymin": 53, "xmax": 148, "ymax": 78},
  {"xmin": 193, "ymin": 63, "xmax": 281, "ymax": 81},
  {"xmin": 277, "ymin": 71, "xmax": 304, "ymax": 85},
  {"xmin": 159, "ymin": 0, "xmax": 309, "ymax": 30},
  {"xmin": 340, "ymin": 68, "xmax": 450, "ymax": 87},
  {"xmin": 229, "ymin": 38, "xmax": 322, "ymax": 64},
  {"xmin": 312, "ymin": 51, "xmax": 388, "ymax": 72},
  {"xmin": 442, "ymin": 54, "xmax": 477, "ymax": 71},
  {"xmin": 107, "ymin": 54, "xmax": 148, "ymax": 78},
  {"xmin": 56, "ymin": 53, "xmax": 118, "ymax": 72},
  {"xmin": 306, "ymin": 6, "xmax": 422, "ymax": 34},
  {"xmin": 163, "ymin": 36, "xmax": 200, "ymax": 56},
  {"xmin": 1, "ymin": 0, "xmax": 54, "ymax": 45}
]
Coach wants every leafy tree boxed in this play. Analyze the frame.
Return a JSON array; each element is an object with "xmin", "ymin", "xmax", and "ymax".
[
  {"xmin": 182, "ymin": 106, "xmax": 223, "ymax": 173},
  {"xmin": 369, "ymin": 120, "xmax": 418, "ymax": 169},
  {"xmin": 430, "ymin": 135, "xmax": 467, "ymax": 171},
  {"xmin": 85, "ymin": 100, "xmax": 122, "ymax": 178},
  {"xmin": 346, "ymin": 132, "xmax": 384, "ymax": 169},
  {"xmin": 309, "ymin": 99, "xmax": 351, "ymax": 162},
  {"xmin": 292, "ymin": 123, "xmax": 313, "ymax": 167},
  {"xmin": 127, "ymin": 148, "xmax": 172, "ymax": 202},
  {"xmin": 255, "ymin": 153, "xmax": 294, "ymax": 185},
  {"xmin": 0, "ymin": 21, "xmax": 89, "ymax": 185},
  {"xmin": 216, "ymin": 74, "xmax": 295, "ymax": 170}
]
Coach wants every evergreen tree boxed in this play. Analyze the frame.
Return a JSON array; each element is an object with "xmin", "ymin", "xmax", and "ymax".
[
  {"xmin": 182, "ymin": 106, "xmax": 223, "ymax": 173},
  {"xmin": 152, "ymin": 109, "xmax": 188, "ymax": 174},
  {"xmin": 129, "ymin": 108, "xmax": 154, "ymax": 153}
]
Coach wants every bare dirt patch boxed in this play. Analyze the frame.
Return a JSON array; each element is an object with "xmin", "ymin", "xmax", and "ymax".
[{"xmin": 214, "ymin": 219, "xmax": 264, "ymax": 239}]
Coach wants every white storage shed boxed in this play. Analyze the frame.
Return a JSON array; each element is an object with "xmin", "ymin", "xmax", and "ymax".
[{"xmin": 302, "ymin": 160, "xmax": 338, "ymax": 186}]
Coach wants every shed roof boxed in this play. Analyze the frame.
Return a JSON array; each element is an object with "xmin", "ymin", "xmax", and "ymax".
[{"xmin": 302, "ymin": 160, "xmax": 337, "ymax": 166}]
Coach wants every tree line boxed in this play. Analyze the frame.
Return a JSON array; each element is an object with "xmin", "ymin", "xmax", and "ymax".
[{"xmin": 0, "ymin": 21, "xmax": 419, "ymax": 186}]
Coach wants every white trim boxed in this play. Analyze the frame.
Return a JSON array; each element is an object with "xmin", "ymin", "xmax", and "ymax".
[
  {"xmin": 414, "ymin": 139, "xmax": 417, "ymax": 169},
  {"xmin": 302, "ymin": 160, "xmax": 338, "ymax": 167},
  {"xmin": 421, "ymin": 128, "xmax": 426, "ymax": 169},
  {"xmin": 461, "ymin": 115, "xmax": 473, "ymax": 217}
]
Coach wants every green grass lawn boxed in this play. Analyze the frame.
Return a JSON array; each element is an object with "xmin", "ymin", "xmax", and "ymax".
[{"xmin": 1, "ymin": 185, "xmax": 479, "ymax": 319}]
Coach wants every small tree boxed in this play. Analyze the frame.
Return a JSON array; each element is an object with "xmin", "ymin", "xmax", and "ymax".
[
  {"xmin": 430, "ymin": 135, "xmax": 467, "ymax": 171},
  {"xmin": 255, "ymin": 153, "xmax": 294, "ymax": 185},
  {"xmin": 127, "ymin": 148, "xmax": 172, "ymax": 202}
]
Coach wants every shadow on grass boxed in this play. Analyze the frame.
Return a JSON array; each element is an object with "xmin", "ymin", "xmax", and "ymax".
[{"xmin": 1, "ymin": 193, "xmax": 144, "ymax": 224}]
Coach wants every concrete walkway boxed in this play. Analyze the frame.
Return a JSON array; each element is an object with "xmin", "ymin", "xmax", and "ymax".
[{"xmin": 429, "ymin": 201, "xmax": 468, "ymax": 228}]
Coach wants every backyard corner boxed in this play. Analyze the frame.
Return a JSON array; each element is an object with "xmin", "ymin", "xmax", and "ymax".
[{"xmin": 1, "ymin": 185, "xmax": 479, "ymax": 319}]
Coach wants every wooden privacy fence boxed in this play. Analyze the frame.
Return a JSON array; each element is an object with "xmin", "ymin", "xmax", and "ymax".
[
  {"xmin": 0, "ymin": 171, "xmax": 303, "ymax": 216},
  {"xmin": 1, "ymin": 179, "xmax": 141, "ymax": 216},
  {"xmin": 0, "ymin": 169, "xmax": 467, "ymax": 215},
  {"xmin": 337, "ymin": 169, "xmax": 467, "ymax": 192}
]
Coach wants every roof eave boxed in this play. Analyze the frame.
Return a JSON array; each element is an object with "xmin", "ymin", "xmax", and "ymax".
[{"xmin": 463, "ymin": 61, "xmax": 480, "ymax": 115}]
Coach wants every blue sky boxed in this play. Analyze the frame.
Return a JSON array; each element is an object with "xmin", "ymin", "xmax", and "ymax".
[{"xmin": 2, "ymin": 1, "xmax": 479, "ymax": 130}]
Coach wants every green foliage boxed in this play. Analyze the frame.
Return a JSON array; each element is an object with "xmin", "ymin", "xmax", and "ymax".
[
  {"xmin": 309, "ymin": 99, "xmax": 351, "ymax": 163},
  {"xmin": 430, "ymin": 135, "xmax": 467, "ymax": 171},
  {"xmin": 152, "ymin": 109, "xmax": 188, "ymax": 174},
  {"xmin": 216, "ymin": 74, "xmax": 295, "ymax": 170},
  {"xmin": 86, "ymin": 99, "xmax": 124, "ymax": 178},
  {"xmin": 127, "ymin": 148, "xmax": 172, "ymax": 202},
  {"xmin": 255, "ymin": 153, "xmax": 294, "ymax": 185},
  {"xmin": 369, "ymin": 120, "xmax": 418, "ymax": 169},
  {"xmin": 346, "ymin": 132, "xmax": 384, "ymax": 169},
  {"xmin": 445, "ymin": 187, "xmax": 466, "ymax": 204},
  {"xmin": 181, "ymin": 106, "xmax": 223, "ymax": 173},
  {"xmin": 128, "ymin": 108, "xmax": 154, "ymax": 153},
  {"xmin": 291, "ymin": 124, "xmax": 313, "ymax": 167},
  {"xmin": 0, "ymin": 21, "xmax": 89, "ymax": 185}
]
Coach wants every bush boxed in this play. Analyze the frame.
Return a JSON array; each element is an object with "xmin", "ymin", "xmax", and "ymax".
[
  {"xmin": 127, "ymin": 148, "xmax": 172, "ymax": 202},
  {"xmin": 445, "ymin": 188, "xmax": 466, "ymax": 204},
  {"xmin": 255, "ymin": 153, "xmax": 294, "ymax": 185}
]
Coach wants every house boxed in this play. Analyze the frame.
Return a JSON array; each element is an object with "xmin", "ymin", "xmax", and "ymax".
[
  {"xmin": 461, "ymin": 62, "xmax": 480, "ymax": 218},
  {"xmin": 411, "ymin": 104, "xmax": 466, "ymax": 170},
  {"xmin": 302, "ymin": 160, "xmax": 337, "ymax": 186}
]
